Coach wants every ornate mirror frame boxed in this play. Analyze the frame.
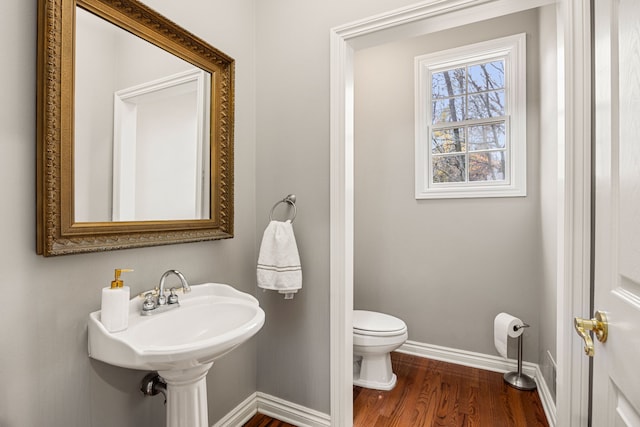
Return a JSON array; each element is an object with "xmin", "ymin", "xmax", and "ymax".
[{"xmin": 36, "ymin": 0, "xmax": 234, "ymax": 256}]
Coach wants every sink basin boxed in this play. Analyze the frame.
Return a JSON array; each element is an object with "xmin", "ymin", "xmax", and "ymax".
[
  {"xmin": 88, "ymin": 283, "xmax": 265, "ymax": 427},
  {"xmin": 88, "ymin": 283, "xmax": 265, "ymax": 371}
]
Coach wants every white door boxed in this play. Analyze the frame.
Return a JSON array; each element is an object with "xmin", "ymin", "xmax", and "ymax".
[{"xmin": 590, "ymin": 0, "xmax": 640, "ymax": 424}]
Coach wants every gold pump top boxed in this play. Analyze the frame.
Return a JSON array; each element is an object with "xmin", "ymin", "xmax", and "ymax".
[{"xmin": 110, "ymin": 269, "xmax": 134, "ymax": 289}]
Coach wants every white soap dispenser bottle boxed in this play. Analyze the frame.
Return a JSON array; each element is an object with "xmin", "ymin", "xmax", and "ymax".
[{"xmin": 101, "ymin": 269, "xmax": 133, "ymax": 333}]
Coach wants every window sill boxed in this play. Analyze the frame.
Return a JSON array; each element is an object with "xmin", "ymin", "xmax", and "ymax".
[{"xmin": 415, "ymin": 184, "xmax": 526, "ymax": 199}]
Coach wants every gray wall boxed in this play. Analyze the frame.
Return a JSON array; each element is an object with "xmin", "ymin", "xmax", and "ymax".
[
  {"xmin": 353, "ymin": 10, "xmax": 543, "ymax": 362},
  {"xmin": 254, "ymin": 0, "xmax": 560, "ymax": 416},
  {"xmin": 537, "ymin": 4, "xmax": 558, "ymax": 400},
  {"xmin": 1, "ymin": 0, "xmax": 256, "ymax": 425},
  {"xmin": 351, "ymin": 6, "xmax": 559, "ymax": 399},
  {"xmin": 254, "ymin": 0, "xmax": 425, "ymax": 414}
]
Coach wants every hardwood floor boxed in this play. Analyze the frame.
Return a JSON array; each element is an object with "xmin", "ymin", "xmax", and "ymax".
[
  {"xmin": 243, "ymin": 352, "xmax": 549, "ymax": 427},
  {"xmin": 243, "ymin": 413, "xmax": 297, "ymax": 427},
  {"xmin": 353, "ymin": 352, "xmax": 548, "ymax": 426}
]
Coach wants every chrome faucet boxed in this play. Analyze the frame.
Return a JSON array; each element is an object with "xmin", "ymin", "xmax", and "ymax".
[
  {"xmin": 158, "ymin": 269, "xmax": 190, "ymax": 304},
  {"xmin": 141, "ymin": 269, "xmax": 191, "ymax": 315}
]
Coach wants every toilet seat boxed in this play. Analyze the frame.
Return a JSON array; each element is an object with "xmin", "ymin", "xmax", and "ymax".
[{"xmin": 353, "ymin": 310, "xmax": 407, "ymax": 337}]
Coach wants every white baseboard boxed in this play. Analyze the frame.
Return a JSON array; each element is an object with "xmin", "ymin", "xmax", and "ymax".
[
  {"xmin": 211, "ymin": 392, "xmax": 258, "ymax": 427},
  {"xmin": 398, "ymin": 340, "xmax": 538, "ymax": 376},
  {"xmin": 398, "ymin": 340, "xmax": 556, "ymax": 427},
  {"xmin": 212, "ymin": 391, "xmax": 331, "ymax": 427},
  {"xmin": 255, "ymin": 392, "xmax": 331, "ymax": 427},
  {"xmin": 533, "ymin": 363, "xmax": 557, "ymax": 427},
  {"xmin": 214, "ymin": 341, "xmax": 556, "ymax": 427}
]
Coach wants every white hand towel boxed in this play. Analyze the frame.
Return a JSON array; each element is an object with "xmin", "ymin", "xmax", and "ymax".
[{"xmin": 257, "ymin": 220, "xmax": 302, "ymax": 299}]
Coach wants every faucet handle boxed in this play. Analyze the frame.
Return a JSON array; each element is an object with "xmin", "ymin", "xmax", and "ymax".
[
  {"xmin": 167, "ymin": 288, "xmax": 179, "ymax": 305},
  {"xmin": 137, "ymin": 287, "xmax": 159, "ymax": 299},
  {"xmin": 156, "ymin": 293, "xmax": 167, "ymax": 306},
  {"xmin": 142, "ymin": 292, "xmax": 156, "ymax": 311}
]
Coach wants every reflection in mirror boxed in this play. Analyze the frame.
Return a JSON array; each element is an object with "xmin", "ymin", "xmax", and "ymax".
[{"xmin": 75, "ymin": 7, "xmax": 211, "ymax": 222}]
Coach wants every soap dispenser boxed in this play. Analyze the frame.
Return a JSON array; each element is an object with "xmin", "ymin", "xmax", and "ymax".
[{"xmin": 101, "ymin": 269, "xmax": 133, "ymax": 333}]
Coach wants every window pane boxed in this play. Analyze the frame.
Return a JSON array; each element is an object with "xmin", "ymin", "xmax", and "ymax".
[
  {"xmin": 432, "ymin": 128, "xmax": 465, "ymax": 154},
  {"xmin": 467, "ymin": 90, "xmax": 505, "ymax": 119},
  {"xmin": 432, "ymin": 68, "xmax": 465, "ymax": 98},
  {"xmin": 469, "ymin": 151, "xmax": 506, "ymax": 181},
  {"xmin": 468, "ymin": 122, "xmax": 506, "ymax": 150},
  {"xmin": 432, "ymin": 96, "xmax": 466, "ymax": 124},
  {"xmin": 467, "ymin": 60, "xmax": 504, "ymax": 93},
  {"xmin": 433, "ymin": 155, "xmax": 465, "ymax": 183}
]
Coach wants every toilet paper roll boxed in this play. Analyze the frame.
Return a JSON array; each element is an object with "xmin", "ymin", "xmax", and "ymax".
[{"xmin": 494, "ymin": 312, "xmax": 525, "ymax": 359}]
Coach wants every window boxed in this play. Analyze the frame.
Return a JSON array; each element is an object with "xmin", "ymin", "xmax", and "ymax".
[{"xmin": 415, "ymin": 33, "xmax": 526, "ymax": 199}]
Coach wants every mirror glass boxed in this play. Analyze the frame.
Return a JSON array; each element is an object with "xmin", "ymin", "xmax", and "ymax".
[
  {"xmin": 75, "ymin": 7, "xmax": 211, "ymax": 222},
  {"xmin": 36, "ymin": 0, "xmax": 234, "ymax": 256}
]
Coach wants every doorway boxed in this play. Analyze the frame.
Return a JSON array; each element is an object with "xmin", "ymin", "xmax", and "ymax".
[{"xmin": 329, "ymin": 0, "xmax": 591, "ymax": 425}]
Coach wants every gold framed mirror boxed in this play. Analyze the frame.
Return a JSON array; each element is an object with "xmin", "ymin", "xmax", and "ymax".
[{"xmin": 36, "ymin": 0, "xmax": 234, "ymax": 256}]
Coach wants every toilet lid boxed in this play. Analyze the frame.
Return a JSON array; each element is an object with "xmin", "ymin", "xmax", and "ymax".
[{"xmin": 353, "ymin": 310, "xmax": 407, "ymax": 337}]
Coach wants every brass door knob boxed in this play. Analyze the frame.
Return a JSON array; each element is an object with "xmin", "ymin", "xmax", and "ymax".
[{"xmin": 574, "ymin": 311, "xmax": 608, "ymax": 357}]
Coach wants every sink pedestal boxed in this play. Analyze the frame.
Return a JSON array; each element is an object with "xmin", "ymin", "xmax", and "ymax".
[{"xmin": 159, "ymin": 363, "xmax": 213, "ymax": 427}]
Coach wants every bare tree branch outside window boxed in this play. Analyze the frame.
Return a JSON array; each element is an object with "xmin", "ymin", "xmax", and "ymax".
[{"xmin": 430, "ymin": 59, "xmax": 506, "ymax": 183}]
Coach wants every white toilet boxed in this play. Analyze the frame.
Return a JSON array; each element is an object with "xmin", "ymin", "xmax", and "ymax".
[{"xmin": 353, "ymin": 310, "xmax": 408, "ymax": 391}]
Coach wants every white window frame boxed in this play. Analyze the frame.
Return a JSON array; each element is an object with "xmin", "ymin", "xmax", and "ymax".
[{"xmin": 415, "ymin": 33, "xmax": 527, "ymax": 199}]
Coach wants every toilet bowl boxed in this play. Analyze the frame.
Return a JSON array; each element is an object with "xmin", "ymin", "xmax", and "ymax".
[{"xmin": 353, "ymin": 310, "xmax": 408, "ymax": 391}]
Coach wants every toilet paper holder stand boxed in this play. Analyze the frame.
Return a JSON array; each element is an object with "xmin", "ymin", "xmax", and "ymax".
[{"xmin": 504, "ymin": 323, "xmax": 537, "ymax": 391}]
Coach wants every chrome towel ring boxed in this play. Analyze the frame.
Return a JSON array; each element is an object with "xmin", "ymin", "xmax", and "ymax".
[{"xmin": 269, "ymin": 194, "xmax": 297, "ymax": 223}]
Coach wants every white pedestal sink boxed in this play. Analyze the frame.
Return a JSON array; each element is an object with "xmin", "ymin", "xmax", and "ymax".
[{"xmin": 88, "ymin": 283, "xmax": 265, "ymax": 427}]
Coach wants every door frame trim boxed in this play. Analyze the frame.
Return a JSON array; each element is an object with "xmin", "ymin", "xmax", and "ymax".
[{"xmin": 555, "ymin": 0, "xmax": 592, "ymax": 425}]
